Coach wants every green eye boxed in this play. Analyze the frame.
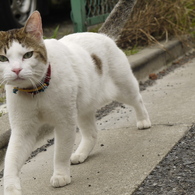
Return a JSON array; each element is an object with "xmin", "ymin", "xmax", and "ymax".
[
  {"xmin": 0, "ymin": 55, "xmax": 9, "ymax": 62},
  {"xmin": 23, "ymin": 51, "xmax": 33, "ymax": 59}
]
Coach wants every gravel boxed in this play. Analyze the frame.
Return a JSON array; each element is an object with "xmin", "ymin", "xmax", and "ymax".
[
  {"xmin": 132, "ymin": 125, "xmax": 195, "ymax": 195},
  {"xmin": 131, "ymin": 51, "xmax": 195, "ymax": 195}
]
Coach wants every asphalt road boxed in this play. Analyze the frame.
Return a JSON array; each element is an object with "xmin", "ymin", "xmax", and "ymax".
[{"xmin": 132, "ymin": 125, "xmax": 195, "ymax": 195}]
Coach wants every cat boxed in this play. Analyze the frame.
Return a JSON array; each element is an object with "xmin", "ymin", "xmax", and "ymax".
[{"xmin": 0, "ymin": 10, "xmax": 151, "ymax": 195}]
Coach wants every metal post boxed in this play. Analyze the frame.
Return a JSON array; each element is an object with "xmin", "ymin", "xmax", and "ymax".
[{"xmin": 71, "ymin": 0, "xmax": 87, "ymax": 32}]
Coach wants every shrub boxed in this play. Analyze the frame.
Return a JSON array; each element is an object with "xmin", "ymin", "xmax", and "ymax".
[{"xmin": 117, "ymin": 0, "xmax": 195, "ymax": 49}]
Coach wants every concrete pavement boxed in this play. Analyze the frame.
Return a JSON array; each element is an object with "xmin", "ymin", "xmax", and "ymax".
[{"xmin": 0, "ymin": 40, "xmax": 194, "ymax": 194}]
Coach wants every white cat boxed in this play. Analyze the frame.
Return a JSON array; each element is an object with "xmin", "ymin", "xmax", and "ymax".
[{"xmin": 0, "ymin": 11, "xmax": 151, "ymax": 195}]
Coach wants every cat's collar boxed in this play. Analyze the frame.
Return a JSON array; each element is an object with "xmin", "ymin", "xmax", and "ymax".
[{"xmin": 13, "ymin": 64, "xmax": 51, "ymax": 95}]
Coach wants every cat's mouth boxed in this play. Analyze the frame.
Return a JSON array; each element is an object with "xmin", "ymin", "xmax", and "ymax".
[
  {"xmin": 12, "ymin": 77, "xmax": 27, "ymax": 85},
  {"xmin": 13, "ymin": 77, "xmax": 25, "ymax": 81},
  {"xmin": 9, "ymin": 76, "xmax": 30, "ymax": 88}
]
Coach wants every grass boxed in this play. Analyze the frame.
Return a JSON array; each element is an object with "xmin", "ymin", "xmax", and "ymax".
[
  {"xmin": 0, "ymin": 112, "xmax": 3, "ymax": 117},
  {"xmin": 44, "ymin": 25, "xmax": 72, "ymax": 39},
  {"xmin": 49, "ymin": 25, "xmax": 60, "ymax": 39},
  {"xmin": 0, "ymin": 85, "xmax": 5, "ymax": 105},
  {"xmin": 117, "ymin": 0, "xmax": 195, "ymax": 49},
  {"xmin": 44, "ymin": 25, "xmax": 60, "ymax": 39},
  {"xmin": 89, "ymin": 24, "xmax": 102, "ymax": 33},
  {"xmin": 123, "ymin": 46, "xmax": 140, "ymax": 56},
  {"xmin": 0, "ymin": 97, "xmax": 5, "ymax": 104}
]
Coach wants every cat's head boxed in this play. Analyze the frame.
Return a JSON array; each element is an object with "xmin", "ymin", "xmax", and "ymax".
[{"xmin": 0, "ymin": 11, "xmax": 48, "ymax": 89}]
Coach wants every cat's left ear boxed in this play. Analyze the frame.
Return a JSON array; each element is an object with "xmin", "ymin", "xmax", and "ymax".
[{"xmin": 24, "ymin": 11, "xmax": 43, "ymax": 40}]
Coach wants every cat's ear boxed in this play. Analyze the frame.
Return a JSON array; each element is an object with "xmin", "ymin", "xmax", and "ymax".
[
  {"xmin": 24, "ymin": 11, "xmax": 43, "ymax": 40},
  {"xmin": 0, "ymin": 31, "xmax": 5, "ymax": 36}
]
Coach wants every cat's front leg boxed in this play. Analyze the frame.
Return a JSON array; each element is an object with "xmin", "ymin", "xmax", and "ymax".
[
  {"xmin": 4, "ymin": 127, "xmax": 38, "ymax": 195},
  {"xmin": 50, "ymin": 124, "xmax": 76, "ymax": 188},
  {"xmin": 3, "ymin": 179, "xmax": 21, "ymax": 195}
]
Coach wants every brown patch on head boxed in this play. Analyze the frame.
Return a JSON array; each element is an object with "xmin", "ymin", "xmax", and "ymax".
[
  {"xmin": 0, "ymin": 28, "xmax": 47, "ymax": 64},
  {"xmin": 91, "ymin": 54, "xmax": 102, "ymax": 74}
]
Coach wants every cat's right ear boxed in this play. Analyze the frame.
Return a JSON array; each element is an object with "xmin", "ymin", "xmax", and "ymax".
[
  {"xmin": 0, "ymin": 31, "xmax": 5, "ymax": 36},
  {"xmin": 24, "ymin": 11, "xmax": 43, "ymax": 40}
]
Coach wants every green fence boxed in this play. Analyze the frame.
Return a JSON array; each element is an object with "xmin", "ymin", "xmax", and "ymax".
[{"xmin": 71, "ymin": 0, "xmax": 118, "ymax": 32}]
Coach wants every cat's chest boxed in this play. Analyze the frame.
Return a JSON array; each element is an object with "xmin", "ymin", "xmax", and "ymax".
[
  {"xmin": 7, "ymin": 90, "xmax": 58, "ymax": 124},
  {"xmin": 35, "ymin": 96, "xmax": 59, "ymax": 122},
  {"xmin": 35, "ymin": 92, "xmax": 75, "ymax": 125}
]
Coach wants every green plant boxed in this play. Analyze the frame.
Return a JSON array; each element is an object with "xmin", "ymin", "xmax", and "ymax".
[
  {"xmin": 44, "ymin": 25, "xmax": 60, "ymax": 39},
  {"xmin": 0, "ymin": 97, "xmax": 6, "ymax": 103},
  {"xmin": 89, "ymin": 24, "xmax": 102, "ymax": 33},
  {"xmin": 123, "ymin": 46, "xmax": 139, "ymax": 56},
  {"xmin": 50, "ymin": 25, "xmax": 60, "ymax": 39},
  {"xmin": 44, "ymin": 25, "xmax": 72, "ymax": 39}
]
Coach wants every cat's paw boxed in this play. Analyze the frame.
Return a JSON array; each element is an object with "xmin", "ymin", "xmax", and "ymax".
[
  {"xmin": 50, "ymin": 174, "xmax": 71, "ymax": 188},
  {"xmin": 137, "ymin": 119, "xmax": 151, "ymax": 130},
  {"xmin": 71, "ymin": 153, "xmax": 88, "ymax": 165},
  {"xmin": 4, "ymin": 185, "xmax": 22, "ymax": 195}
]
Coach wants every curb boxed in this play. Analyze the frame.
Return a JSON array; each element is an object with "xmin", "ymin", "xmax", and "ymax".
[
  {"xmin": 129, "ymin": 39, "xmax": 188, "ymax": 80},
  {"xmin": 0, "ymin": 130, "xmax": 11, "ymax": 149},
  {"xmin": 0, "ymin": 39, "xmax": 189, "ymax": 150}
]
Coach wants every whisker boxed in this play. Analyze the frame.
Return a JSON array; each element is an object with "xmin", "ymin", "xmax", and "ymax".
[
  {"xmin": 33, "ymin": 72, "xmax": 44, "ymax": 77},
  {"xmin": 34, "ymin": 69, "xmax": 45, "ymax": 73},
  {"xmin": 33, "ymin": 70, "xmax": 44, "ymax": 75},
  {"xmin": 30, "ymin": 77, "xmax": 45, "ymax": 89},
  {"xmin": 0, "ymin": 79, "xmax": 6, "ymax": 87},
  {"xmin": 28, "ymin": 78, "xmax": 38, "ymax": 91}
]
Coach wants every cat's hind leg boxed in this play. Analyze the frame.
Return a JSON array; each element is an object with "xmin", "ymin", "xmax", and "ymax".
[
  {"xmin": 116, "ymin": 73, "xmax": 151, "ymax": 130},
  {"xmin": 71, "ymin": 111, "xmax": 97, "ymax": 164},
  {"xmin": 131, "ymin": 94, "xmax": 151, "ymax": 129}
]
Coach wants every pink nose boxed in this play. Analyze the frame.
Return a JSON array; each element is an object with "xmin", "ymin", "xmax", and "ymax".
[{"xmin": 12, "ymin": 68, "xmax": 22, "ymax": 75}]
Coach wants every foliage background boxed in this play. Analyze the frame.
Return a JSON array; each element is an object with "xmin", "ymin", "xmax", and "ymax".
[{"xmin": 117, "ymin": 0, "xmax": 195, "ymax": 49}]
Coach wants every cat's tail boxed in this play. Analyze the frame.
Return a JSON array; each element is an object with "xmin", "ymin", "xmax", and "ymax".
[{"xmin": 98, "ymin": 0, "xmax": 137, "ymax": 41}]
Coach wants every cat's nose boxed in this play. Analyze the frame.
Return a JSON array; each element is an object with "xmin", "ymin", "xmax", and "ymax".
[{"xmin": 12, "ymin": 68, "xmax": 22, "ymax": 75}]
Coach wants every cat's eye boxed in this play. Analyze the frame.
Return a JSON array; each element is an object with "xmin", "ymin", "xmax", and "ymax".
[
  {"xmin": 23, "ymin": 51, "xmax": 33, "ymax": 59},
  {"xmin": 0, "ymin": 55, "xmax": 9, "ymax": 62}
]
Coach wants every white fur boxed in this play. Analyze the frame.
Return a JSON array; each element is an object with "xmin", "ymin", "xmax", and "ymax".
[
  {"xmin": 2, "ymin": 32, "xmax": 151, "ymax": 195},
  {"xmin": 1, "ymin": 41, "xmax": 47, "ymax": 89}
]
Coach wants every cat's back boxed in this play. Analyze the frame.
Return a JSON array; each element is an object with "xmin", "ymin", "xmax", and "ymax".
[
  {"xmin": 59, "ymin": 32, "xmax": 118, "ymax": 55},
  {"xmin": 60, "ymin": 32, "xmax": 113, "ymax": 45}
]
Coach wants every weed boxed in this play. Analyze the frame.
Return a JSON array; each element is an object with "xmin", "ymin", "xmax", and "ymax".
[
  {"xmin": 123, "ymin": 46, "xmax": 140, "ymax": 56},
  {"xmin": 0, "ymin": 97, "xmax": 6, "ymax": 104},
  {"xmin": 117, "ymin": 0, "xmax": 195, "ymax": 49},
  {"xmin": 89, "ymin": 24, "xmax": 102, "ymax": 33},
  {"xmin": 44, "ymin": 25, "xmax": 60, "ymax": 39},
  {"xmin": 50, "ymin": 25, "xmax": 60, "ymax": 39}
]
